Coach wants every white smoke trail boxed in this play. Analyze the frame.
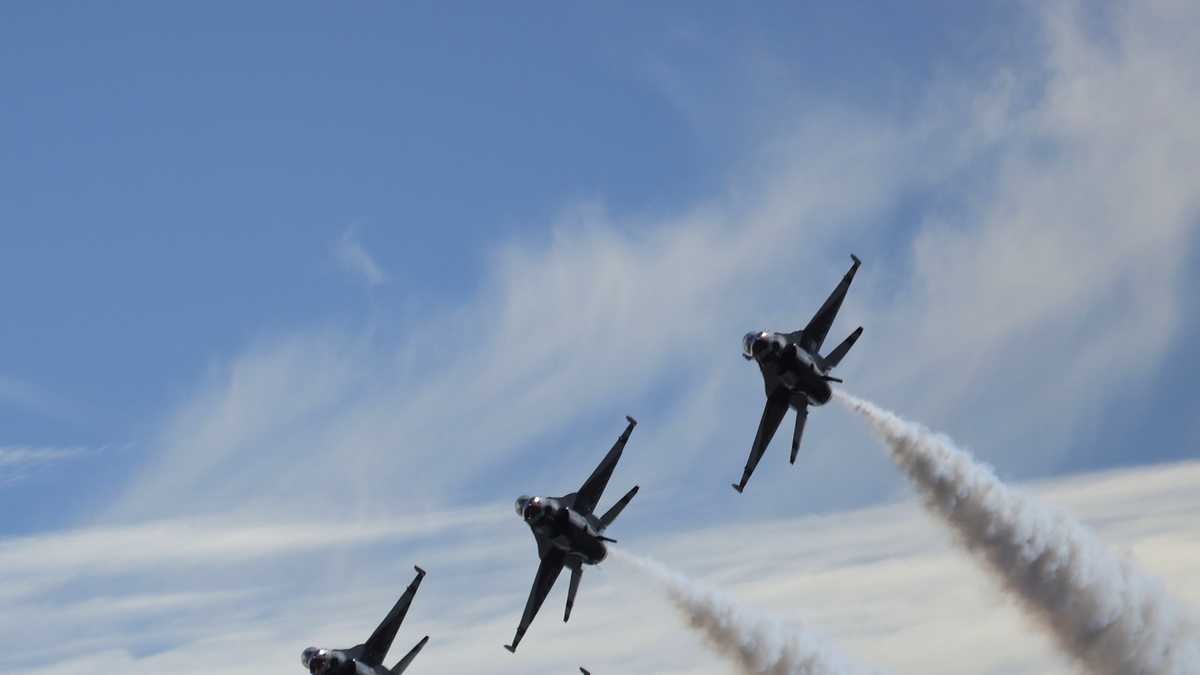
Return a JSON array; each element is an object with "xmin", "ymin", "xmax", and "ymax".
[
  {"xmin": 835, "ymin": 390, "xmax": 1200, "ymax": 675},
  {"xmin": 611, "ymin": 548, "xmax": 882, "ymax": 675}
]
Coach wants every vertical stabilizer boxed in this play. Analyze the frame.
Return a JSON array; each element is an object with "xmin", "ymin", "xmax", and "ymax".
[
  {"xmin": 564, "ymin": 564, "xmax": 583, "ymax": 622},
  {"xmin": 790, "ymin": 403, "xmax": 808, "ymax": 464}
]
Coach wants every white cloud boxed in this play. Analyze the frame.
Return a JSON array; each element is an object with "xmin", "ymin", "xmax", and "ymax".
[{"xmin": 333, "ymin": 227, "xmax": 388, "ymax": 287}]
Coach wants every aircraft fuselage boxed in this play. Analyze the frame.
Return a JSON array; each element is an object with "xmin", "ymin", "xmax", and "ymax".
[
  {"xmin": 303, "ymin": 650, "xmax": 387, "ymax": 675},
  {"xmin": 521, "ymin": 497, "xmax": 607, "ymax": 564},
  {"xmin": 752, "ymin": 332, "xmax": 832, "ymax": 406}
]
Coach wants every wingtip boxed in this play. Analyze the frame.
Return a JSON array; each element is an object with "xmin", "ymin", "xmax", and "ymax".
[
  {"xmin": 504, "ymin": 644, "xmax": 517, "ymax": 654},
  {"xmin": 413, "ymin": 565, "xmax": 426, "ymax": 577},
  {"xmin": 625, "ymin": 415, "xmax": 637, "ymax": 426},
  {"xmin": 851, "ymin": 253, "xmax": 861, "ymax": 266},
  {"xmin": 731, "ymin": 482, "xmax": 744, "ymax": 493}
]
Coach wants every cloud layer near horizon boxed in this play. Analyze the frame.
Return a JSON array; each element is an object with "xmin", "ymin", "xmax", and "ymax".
[{"xmin": 7, "ymin": 460, "xmax": 1200, "ymax": 674}]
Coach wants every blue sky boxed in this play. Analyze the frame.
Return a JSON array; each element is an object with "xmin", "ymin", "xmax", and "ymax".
[
  {"xmin": 2, "ymin": 2, "xmax": 1199, "ymax": 673},
  {"xmin": 0, "ymin": 1, "xmax": 1040, "ymax": 531}
]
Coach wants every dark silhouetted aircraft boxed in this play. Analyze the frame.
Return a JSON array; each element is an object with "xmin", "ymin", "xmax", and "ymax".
[
  {"xmin": 733, "ymin": 255, "xmax": 863, "ymax": 493},
  {"xmin": 301, "ymin": 566, "xmax": 429, "ymax": 675},
  {"xmin": 505, "ymin": 416, "xmax": 640, "ymax": 653}
]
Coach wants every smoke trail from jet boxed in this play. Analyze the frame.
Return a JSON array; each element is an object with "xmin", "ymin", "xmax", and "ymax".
[
  {"xmin": 611, "ymin": 549, "xmax": 881, "ymax": 675},
  {"xmin": 834, "ymin": 390, "xmax": 1200, "ymax": 675}
]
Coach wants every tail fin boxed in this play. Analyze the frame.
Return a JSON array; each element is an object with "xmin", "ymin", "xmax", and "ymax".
[
  {"xmin": 564, "ymin": 564, "xmax": 582, "ymax": 622},
  {"xmin": 599, "ymin": 485, "xmax": 638, "ymax": 529},
  {"xmin": 822, "ymin": 326, "xmax": 862, "ymax": 369},
  {"xmin": 789, "ymin": 403, "xmax": 808, "ymax": 464},
  {"xmin": 389, "ymin": 636, "xmax": 428, "ymax": 675}
]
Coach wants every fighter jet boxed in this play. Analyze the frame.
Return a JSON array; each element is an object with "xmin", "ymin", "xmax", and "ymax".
[
  {"xmin": 301, "ymin": 566, "xmax": 429, "ymax": 675},
  {"xmin": 505, "ymin": 416, "xmax": 640, "ymax": 653},
  {"xmin": 733, "ymin": 255, "xmax": 863, "ymax": 493}
]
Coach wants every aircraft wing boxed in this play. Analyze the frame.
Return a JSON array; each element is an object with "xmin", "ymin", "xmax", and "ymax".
[
  {"xmin": 534, "ymin": 529, "xmax": 553, "ymax": 560},
  {"xmin": 758, "ymin": 360, "xmax": 783, "ymax": 398},
  {"xmin": 505, "ymin": 548, "xmax": 567, "ymax": 652},
  {"xmin": 732, "ymin": 388, "xmax": 790, "ymax": 493},
  {"xmin": 351, "ymin": 566, "xmax": 426, "ymax": 667},
  {"xmin": 791, "ymin": 255, "xmax": 860, "ymax": 353},
  {"xmin": 571, "ymin": 416, "xmax": 637, "ymax": 516}
]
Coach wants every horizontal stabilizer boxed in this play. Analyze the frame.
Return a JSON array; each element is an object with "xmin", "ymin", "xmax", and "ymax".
[
  {"xmin": 823, "ymin": 326, "xmax": 862, "ymax": 370},
  {"xmin": 599, "ymin": 485, "xmax": 639, "ymax": 529},
  {"xmin": 389, "ymin": 636, "xmax": 428, "ymax": 675}
]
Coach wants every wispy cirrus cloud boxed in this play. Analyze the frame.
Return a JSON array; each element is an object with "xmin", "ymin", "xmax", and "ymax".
[
  {"xmin": 333, "ymin": 227, "xmax": 388, "ymax": 287},
  {"xmin": 0, "ymin": 507, "xmax": 503, "ymax": 582},
  {"xmin": 7, "ymin": 461, "xmax": 1200, "ymax": 674},
  {"xmin": 111, "ymin": 0, "xmax": 1200, "ymax": 525},
  {"xmin": 0, "ymin": 446, "xmax": 85, "ymax": 486}
]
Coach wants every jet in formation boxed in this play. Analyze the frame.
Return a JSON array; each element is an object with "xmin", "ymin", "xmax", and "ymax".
[
  {"xmin": 733, "ymin": 255, "xmax": 863, "ymax": 493},
  {"xmin": 301, "ymin": 566, "xmax": 429, "ymax": 675},
  {"xmin": 505, "ymin": 416, "xmax": 641, "ymax": 653}
]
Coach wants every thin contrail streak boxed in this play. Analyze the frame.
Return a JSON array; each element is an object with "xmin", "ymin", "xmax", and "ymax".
[
  {"xmin": 835, "ymin": 389, "xmax": 1200, "ymax": 675},
  {"xmin": 612, "ymin": 549, "xmax": 883, "ymax": 675}
]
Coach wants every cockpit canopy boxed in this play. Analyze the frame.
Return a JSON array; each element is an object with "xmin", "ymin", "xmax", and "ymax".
[
  {"xmin": 301, "ymin": 647, "xmax": 330, "ymax": 674},
  {"xmin": 515, "ymin": 495, "xmax": 545, "ymax": 520},
  {"xmin": 743, "ymin": 332, "xmax": 768, "ymax": 360}
]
